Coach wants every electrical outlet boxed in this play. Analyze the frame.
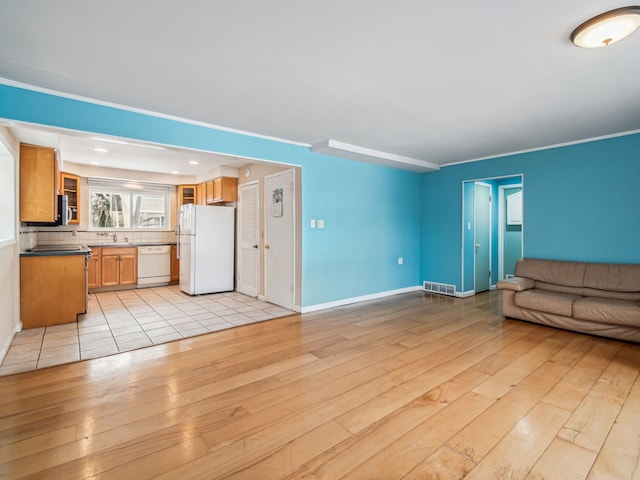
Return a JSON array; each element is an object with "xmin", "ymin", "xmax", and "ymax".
[
  {"xmin": 398, "ymin": 257, "xmax": 404, "ymax": 265},
  {"xmin": 318, "ymin": 220, "xmax": 325, "ymax": 229}
]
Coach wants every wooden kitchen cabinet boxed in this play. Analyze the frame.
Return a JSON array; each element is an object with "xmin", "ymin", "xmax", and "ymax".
[
  {"xmin": 101, "ymin": 246, "xmax": 137, "ymax": 287},
  {"xmin": 88, "ymin": 247, "xmax": 101, "ymax": 289},
  {"xmin": 20, "ymin": 254, "xmax": 86, "ymax": 328},
  {"xmin": 206, "ymin": 176, "xmax": 238, "ymax": 204},
  {"xmin": 19, "ymin": 144, "xmax": 60, "ymax": 222},
  {"xmin": 196, "ymin": 182, "xmax": 206, "ymax": 205},
  {"xmin": 177, "ymin": 185, "xmax": 196, "ymax": 206},
  {"xmin": 170, "ymin": 244, "xmax": 180, "ymax": 284},
  {"xmin": 60, "ymin": 172, "xmax": 80, "ymax": 224}
]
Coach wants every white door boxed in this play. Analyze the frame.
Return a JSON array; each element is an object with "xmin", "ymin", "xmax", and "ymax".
[
  {"xmin": 264, "ymin": 170, "xmax": 295, "ymax": 309},
  {"xmin": 474, "ymin": 183, "xmax": 491, "ymax": 293},
  {"xmin": 237, "ymin": 181, "xmax": 260, "ymax": 297}
]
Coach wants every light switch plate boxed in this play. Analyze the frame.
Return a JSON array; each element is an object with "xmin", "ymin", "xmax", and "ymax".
[{"xmin": 310, "ymin": 219, "xmax": 316, "ymax": 228}]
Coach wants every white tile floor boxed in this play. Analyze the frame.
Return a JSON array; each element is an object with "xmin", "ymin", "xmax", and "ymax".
[{"xmin": 0, "ymin": 286, "xmax": 295, "ymax": 376}]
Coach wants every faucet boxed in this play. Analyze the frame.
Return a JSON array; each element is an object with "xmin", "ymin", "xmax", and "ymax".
[{"xmin": 112, "ymin": 232, "xmax": 118, "ymax": 243}]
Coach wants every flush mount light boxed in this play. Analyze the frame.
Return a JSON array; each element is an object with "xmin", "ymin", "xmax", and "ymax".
[
  {"xmin": 171, "ymin": 170, "xmax": 180, "ymax": 175},
  {"xmin": 93, "ymin": 147, "xmax": 108, "ymax": 153},
  {"xmin": 571, "ymin": 6, "xmax": 640, "ymax": 48},
  {"xmin": 189, "ymin": 160, "xmax": 199, "ymax": 165}
]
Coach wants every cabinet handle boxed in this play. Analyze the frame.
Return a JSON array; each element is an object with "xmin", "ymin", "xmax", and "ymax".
[
  {"xmin": 265, "ymin": 244, "xmax": 270, "ymax": 250},
  {"xmin": 252, "ymin": 244, "xmax": 258, "ymax": 249}
]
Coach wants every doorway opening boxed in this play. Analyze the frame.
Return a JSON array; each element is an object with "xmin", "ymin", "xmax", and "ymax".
[{"xmin": 461, "ymin": 175, "xmax": 523, "ymax": 296}]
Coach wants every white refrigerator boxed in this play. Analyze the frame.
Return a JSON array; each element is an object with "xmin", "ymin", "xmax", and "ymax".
[{"xmin": 178, "ymin": 204, "xmax": 235, "ymax": 295}]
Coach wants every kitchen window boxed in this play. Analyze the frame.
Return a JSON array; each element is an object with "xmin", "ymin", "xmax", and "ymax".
[{"xmin": 88, "ymin": 179, "xmax": 171, "ymax": 230}]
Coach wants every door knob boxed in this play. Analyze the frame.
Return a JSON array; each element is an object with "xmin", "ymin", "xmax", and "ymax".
[
  {"xmin": 265, "ymin": 244, "xmax": 270, "ymax": 249},
  {"xmin": 475, "ymin": 243, "xmax": 480, "ymax": 252}
]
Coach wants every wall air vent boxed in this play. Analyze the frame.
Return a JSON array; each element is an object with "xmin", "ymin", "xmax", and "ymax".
[{"xmin": 423, "ymin": 281, "xmax": 456, "ymax": 297}]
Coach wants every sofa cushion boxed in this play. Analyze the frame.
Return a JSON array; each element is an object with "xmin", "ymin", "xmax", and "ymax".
[
  {"xmin": 514, "ymin": 289, "xmax": 580, "ymax": 317},
  {"xmin": 583, "ymin": 263, "xmax": 640, "ymax": 293},
  {"xmin": 514, "ymin": 258, "xmax": 586, "ymax": 289},
  {"xmin": 573, "ymin": 297, "xmax": 640, "ymax": 327}
]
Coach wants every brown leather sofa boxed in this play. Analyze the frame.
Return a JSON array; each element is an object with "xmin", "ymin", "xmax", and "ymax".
[{"xmin": 497, "ymin": 258, "xmax": 640, "ymax": 342}]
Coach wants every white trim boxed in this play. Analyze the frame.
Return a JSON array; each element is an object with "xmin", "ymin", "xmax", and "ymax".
[
  {"xmin": 311, "ymin": 139, "xmax": 440, "ymax": 172},
  {"xmin": 456, "ymin": 290, "xmax": 476, "ymax": 298},
  {"xmin": 0, "ymin": 323, "xmax": 20, "ymax": 365},
  {"xmin": 443, "ymin": 129, "xmax": 640, "ymax": 168},
  {"xmin": 300, "ymin": 286, "xmax": 423, "ymax": 313},
  {"xmin": 0, "ymin": 78, "xmax": 310, "ymax": 148},
  {"xmin": 498, "ymin": 183, "xmax": 522, "ymax": 281}
]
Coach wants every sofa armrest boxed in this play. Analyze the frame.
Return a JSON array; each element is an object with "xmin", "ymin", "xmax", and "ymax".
[{"xmin": 497, "ymin": 277, "xmax": 535, "ymax": 292}]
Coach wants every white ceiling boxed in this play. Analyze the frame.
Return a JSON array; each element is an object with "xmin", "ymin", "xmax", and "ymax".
[{"xmin": 1, "ymin": 1, "xmax": 639, "ymax": 172}]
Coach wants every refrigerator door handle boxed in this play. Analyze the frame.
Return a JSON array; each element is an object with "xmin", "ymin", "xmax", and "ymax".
[{"xmin": 176, "ymin": 224, "xmax": 181, "ymax": 259}]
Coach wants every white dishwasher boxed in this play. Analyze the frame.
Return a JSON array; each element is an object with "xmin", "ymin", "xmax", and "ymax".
[{"xmin": 137, "ymin": 245, "xmax": 171, "ymax": 287}]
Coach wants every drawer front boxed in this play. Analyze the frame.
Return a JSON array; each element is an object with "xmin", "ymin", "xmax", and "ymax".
[{"xmin": 101, "ymin": 246, "xmax": 137, "ymax": 256}]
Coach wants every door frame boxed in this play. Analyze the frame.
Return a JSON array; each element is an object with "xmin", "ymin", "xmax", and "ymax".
[
  {"xmin": 237, "ymin": 180, "xmax": 260, "ymax": 297},
  {"xmin": 461, "ymin": 174, "xmax": 524, "ymax": 295},
  {"xmin": 497, "ymin": 183, "xmax": 523, "ymax": 281},
  {"xmin": 263, "ymin": 168, "xmax": 296, "ymax": 309}
]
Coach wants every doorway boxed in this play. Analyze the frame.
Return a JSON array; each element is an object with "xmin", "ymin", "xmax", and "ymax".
[
  {"xmin": 264, "ymin": 169, "xmax": 295, "ymax": 310},
  {"xmin": 462, "ymin": 175, "xmax": 524, "ymax": 295}
]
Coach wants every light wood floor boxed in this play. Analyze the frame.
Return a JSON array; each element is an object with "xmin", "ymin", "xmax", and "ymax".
[{"xmin": 0, "ymin": 291, "xmax": 639, "ymax": 479}]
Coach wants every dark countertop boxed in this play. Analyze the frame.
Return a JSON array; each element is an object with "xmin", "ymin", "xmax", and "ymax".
[
  {"xmin": 88, "ymin": 242, "xmax": 176, "ymax": 247},
  {"xmin": 20, "ymin": 245, "xmax": 92, "ymax": 257},
  {"xmin": 21, "ymin": 242, "xmax": 177, "ymax": 257}
]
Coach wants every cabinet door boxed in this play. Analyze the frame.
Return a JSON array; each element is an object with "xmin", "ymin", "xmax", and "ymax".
[
  {"xmin": 88, "ymin": 250, "xmax": 101, "ymax": 289},
  {"xmin": 101, "ymin": 255, "xmax": 120, "ymax": 287},
  {"xmin": 119, "ymin": 254, "xmax": 138, "ymax": 285},
  {"xmin": 196, "ymin": 183, "xmax": 206, "ymax": 205},
  {"xmin": 19, "ymin": 144, "xmax": 58, "ymax": 222},
  {"xmin": 213, "ymin": 177, "xmax": 222, "ymax": 201},
  {"xmin": 206, "ymin": 181, "xmax": 214, "ymax": 204},
  {"xmin": 61, "ymin": 172, "xmax": 81, "ymax": 224},
  {"xmin": 170, "ymin": 244, "xmax": 180, "ymax": 283},
  {"xmin": 20, "ymin": 255, "xmax": 85, "ymax": 328}
]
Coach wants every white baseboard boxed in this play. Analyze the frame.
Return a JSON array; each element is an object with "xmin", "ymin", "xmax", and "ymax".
[
  {"xmin": 456, "ymin": 290, "xmax": 476, "ymax": 298},
  {"xmin": 0, "ymin": 323, "xmax": 20, "ymax": 365},
  {"xmin": 300, "ymin": 285, "xmax": 423, "ymax": 313}
]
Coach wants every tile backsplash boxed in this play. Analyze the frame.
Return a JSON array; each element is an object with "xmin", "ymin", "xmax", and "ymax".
[{"xmin": 19, "ymin": 227, "xmax": 177, "ymax": 249}]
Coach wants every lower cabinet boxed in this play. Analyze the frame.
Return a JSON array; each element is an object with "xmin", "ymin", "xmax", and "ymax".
[
  {"xmin": 170, "ymin": 244, "xmax": 180, "ymax": 284},
  {"xmin": 101, "ymin": 247, "xmax": 137, "ymax": 287},
  {"xmin": 88, "ymin": 248, "xmax": 101, "ymax": 289},
  {"xmin": 20, "ymin": 254, "xmax": 86, "ymax": 328},
  {"xmin": 89, "ymin": 246, "xmax": 137, "ymax": 290}
]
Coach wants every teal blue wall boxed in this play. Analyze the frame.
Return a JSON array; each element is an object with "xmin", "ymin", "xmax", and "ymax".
[
  {"xmin": 0, "ymin": 84, "xmax": 422, "ymax": 307},
  {"xmin": 3, "ymin": 84, "xmax": 638, "ymax": 303},
  {"xmin": 422, "ymin": 134, "xmax": 640, "ymax": 292}
]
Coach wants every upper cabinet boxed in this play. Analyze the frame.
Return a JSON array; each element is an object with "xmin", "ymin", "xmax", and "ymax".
[
  {"xmin": 206, "ymin": 176, "xmax": 237, "ymax": 204},
  {"xmin": 60, "ymin": 172, "xmax": 80, "ymax": 224},
  {"xmin": 19, "ymin": 144, "xmax": 59, "ymax": 223},
  {"xmin": 177, "ymin": 185, "xmax": 196, "ymax": 207}
]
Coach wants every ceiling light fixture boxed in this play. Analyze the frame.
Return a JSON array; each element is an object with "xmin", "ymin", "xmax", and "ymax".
[
  {"xmin": 171, "ymin": 171, "xmax": 180, "ymax": 175},
  {"xmin": 571, "ymin": 6, "xmax": 640, "ymax": 48},
  {"xmin": 189, "ymin": 160, "xmax": 199, "ymax": 165},
  {"xmin": 93, "ymin": 147, "xmax": 108, "ymax": 153}
]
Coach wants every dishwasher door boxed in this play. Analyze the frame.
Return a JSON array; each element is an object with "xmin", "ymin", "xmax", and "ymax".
[{"xmin": 137, "ymin": 245, "xmax": 171, "ymax": 287}]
